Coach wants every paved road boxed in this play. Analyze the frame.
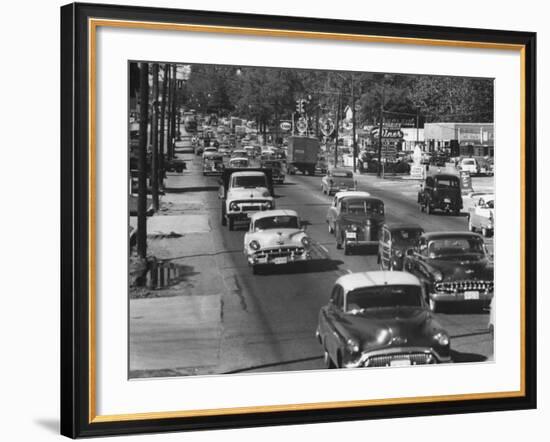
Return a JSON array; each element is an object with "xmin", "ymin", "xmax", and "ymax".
[{"xmin": 130, "ymin": 153, "xmax": 493, "ymax": 377}]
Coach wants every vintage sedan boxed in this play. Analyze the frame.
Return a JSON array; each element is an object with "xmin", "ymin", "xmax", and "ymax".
[
  {"xmin": 418, "ymin": 173, "xmax": 463, "ymax": 215},
  {"xmin": 202, "ymin": 152, "xmax": 224, "ymax": 176},
  {"xmin": 316, "ymin": 271, "xmax": 451, "ymax": 369},
  {"xmin": 328, "ymin": 194, "xmax": 384, "ymax": 255},
  {"xmin": 260, "ymin": 159, "xmax": 285, "ymax": 184},
  {"xmin": 402, "ymin": 232, "xmax": 494, "ymax": 312},
  {"xmin": 321, "ymin": 168, "xmax": 357, "ymax": 195},
  {"xmin": 243, "ymin": 210, "xmax": 312, "ymax": 274},
  {"xmin": 378, "ymin": 223, "xmax": 424, "ymax": 271},
  {"xmin": 468, "ymin": 194, "xmax": 494, "ymax": 237},
  {"xmin": 326, "ymin": 191, "xmax": 371, "ymax": 233}
]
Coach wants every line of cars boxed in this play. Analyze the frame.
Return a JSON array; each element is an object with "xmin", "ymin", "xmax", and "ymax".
[{"xmin": 216, "ymin": 163, "xmax": 493, "ymax": 370}]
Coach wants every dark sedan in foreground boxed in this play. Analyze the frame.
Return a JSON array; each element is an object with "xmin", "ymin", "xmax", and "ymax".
[
  {"xmin": 402, "ymin": 232, "xmax": 494, "ymax": 312},
  {"xmin": 316, "ymin": 271, "xmax": 451, "ymax": 369}
]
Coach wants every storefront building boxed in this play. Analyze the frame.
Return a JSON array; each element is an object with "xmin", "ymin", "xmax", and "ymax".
[{"xmin": 423, "ymin": 122, "xmax": 494, "ymax": 157}]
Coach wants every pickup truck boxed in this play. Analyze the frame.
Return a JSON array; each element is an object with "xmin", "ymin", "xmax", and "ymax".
[{"xmin": 219, "ymin": 168, "xmax": 274, "ymax": 230}]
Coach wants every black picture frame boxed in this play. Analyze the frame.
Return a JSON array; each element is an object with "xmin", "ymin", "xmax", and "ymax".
[{"xmin": 61, "ymin": 2, "xmax": 537, "ymax": 438}]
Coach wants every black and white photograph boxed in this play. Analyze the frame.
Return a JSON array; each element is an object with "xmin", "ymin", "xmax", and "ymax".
[{"xmin": 128, "ymin": 62, "xmax": 495, "ymax": 378}]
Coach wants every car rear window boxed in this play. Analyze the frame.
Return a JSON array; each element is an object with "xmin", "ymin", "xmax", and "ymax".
[
  {"xmin": 332, "ymin": 171, "xmax": 353, "ymax": 178},
  {"xmin": 435, "ymin": 177, "xmax": 459, "ymax": 188}
]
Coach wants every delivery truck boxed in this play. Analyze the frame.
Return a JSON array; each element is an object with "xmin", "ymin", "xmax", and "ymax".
[{"xmin": 286, "ymin": 136, "xmax": 320, "ymax": 175}]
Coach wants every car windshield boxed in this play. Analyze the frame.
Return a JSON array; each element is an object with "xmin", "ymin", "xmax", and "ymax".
[
  {"xmin": 392, "ymin": 229, "xmax": 423, "ymax": 242},
  {"xmin": 346, "ymin": 285, "xmax": 422, "ymax": 312},
  {"xmin": 435, "ymin": 177, "xmax": 459, "ymax": 188},
  {"xmin": 254, "ymin": 216, "xmax": 299, "ymax": 231},
  {"xmin": 342, "ymin": 199, "xmax": 383, "ymax": 215},
  {"xmin": 231, "ymin": 160, "xmax": 248, "ymax": 167},
  {"xmin": 331, "ymin": 171, "xmax": 352, "ymax": 178},
  {"xmin": 482, "ymin": 199, "xmax": 494, "ymax": 209},
  {"xmin": 232, "ymin": 175, "xmax": 266, "ymax": 188},
  {"xmin": 262, "ymin": 162, "xmax": 280, "ymax": 168},
  {"xmin": 427, "ymin": 237, "xmax": 485, "ymax": 258},
  {"xmin": 463, "ymin": 159, "xmax": 475, "ymax": 165}
]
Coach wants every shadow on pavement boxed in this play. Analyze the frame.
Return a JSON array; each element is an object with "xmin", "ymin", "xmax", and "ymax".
[
  {"xmin": 223, "ymin": 355, "xmax": 323, "ymax": 374},
  {"xmin": 450, "ymin": 350, "xmax": 487, "ymax": 363},
  {"xmin": 254, "ymin": 258, "xmax": 344, "ymax": 275}
]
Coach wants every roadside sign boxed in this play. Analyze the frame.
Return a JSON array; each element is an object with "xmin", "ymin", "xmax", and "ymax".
[
  {"xmin": 459, "ymin": 171, "xmax": 474, "ymax": 194},
  {"xmin": 320, "ymin": 117, "xmax": 335, "ymax": 137},
  {"xmin": 280, "ymin": 121, "xmax": 292, "ymax": 131}
]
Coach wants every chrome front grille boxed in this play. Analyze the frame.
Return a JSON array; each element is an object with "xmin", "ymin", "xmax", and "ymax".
[
  {"xmin": 232, "ymin": 200, "xmax": 270, "ymax": 212},
  {"xmin": 255, "ymin": 247, "xmax": 304, "ymax": 258},
  {"xmin": 435, "ymin": 280, "xmax": 494, "ymax": 293},
  {"xmin": 365, "ymin": 352, "xmax": 435, "ymax": 367}
]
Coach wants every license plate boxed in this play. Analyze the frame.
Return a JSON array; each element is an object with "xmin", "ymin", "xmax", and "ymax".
[
  {"xmin": 464, "ymin": 291, "xmax": 480, "ymax": 300},
  {"xmin": 444, "ymin": 198, "xmax": 451, "ymax": 203},
  {"xmin": 346, "ymin": 232, "xmax": 357, "ymax": 239},
  {"xmin": 390, "ymin": 359, "xmax": 411, "ymax": 367},
  {"xmin": 273, "ymin": 257, "xmax": 288, "ymax": 265}
]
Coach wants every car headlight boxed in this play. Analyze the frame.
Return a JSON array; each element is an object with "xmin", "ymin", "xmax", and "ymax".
[
  {"xmin": 249, "ymin": 240, "xmax": 260, "ymax": 251},
  {"xmin": 434, "ymin": 332, "xmax": 450, "ymax": 346},
  {"xmin": 301, "ymin": 236, "xmax": 311, "ymax": 248},
  {"xmin": 262, "ymin": 201, "xmax": 273, "ymax": 209},
  {"xmin": 346, "ymin": 338, "xmax": 360, "ymax": 353},
  {"xmin": 348, "ymin": 224, "xmax": 358, "ymax": 231},
  {"xmin": 434, "ymin": 271, "xmax": 443, "ymax": 282},
  {"xmin": 395, "ymin": 250, "xmax": 403, "ymax": 258},
  {"xmin": 229, "ymin": 202, "xmax": 238, "ymax": 211},
  {"xmin": 262, "ymin": 191, "xmax": 270, "ymax": 197}
]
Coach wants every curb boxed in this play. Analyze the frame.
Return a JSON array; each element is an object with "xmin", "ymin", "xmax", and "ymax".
[{"xmin": 164, "ymin": 185, "xmax": 219, "ymax": 193}]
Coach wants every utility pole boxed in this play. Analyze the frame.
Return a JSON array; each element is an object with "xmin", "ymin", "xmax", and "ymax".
[
  {"xmin": 416, "ymin": 106, "xmax": 420, "ymax": 144},
  {"xmin": 166, "ymin": 65, "xmax": 172, "ymax": 160},
  {"xmin": 137, "ymin": 62, "xmax": 149, "ymax": 259},
  {"xmin": 377, "ymin": 89, "xmax": 384, "ymax": 177},
  {"xmin": 171, "ymin": 65, "xmax": 177, "ymax": 147},
  {"xmin": 159, "ymin": 64, "xmax": 169, "ymax": 189},
  {"xmin": 351, "ymin": 75, "xmax": 357, "ymax": 173},
  {"xmin": 151, "ymin": 63, "xmax": 159, "ymax": 212},
  {"xmin": 334, "ymin": 92, "xmax": 340, "ymax": 167}
]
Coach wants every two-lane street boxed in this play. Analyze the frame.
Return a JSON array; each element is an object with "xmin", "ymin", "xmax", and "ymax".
[{"xmin": 130, "ymin": 153, "xmax": 493, "ymax": 377}]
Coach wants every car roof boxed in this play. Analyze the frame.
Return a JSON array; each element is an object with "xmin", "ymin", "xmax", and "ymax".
[
  {"xmin": 340, "ymin": 195, "xmax": 383, "ymax": 204},
  {"xmin": 230, "ymin": 170, "xmax": 265, "ymax": 177},
  {"xmin": 422, "ymin": 231, "xmax": 483, "ymax": 240},
  {"xmin": 336, "ymin": 271, "xmax": 421, "ymax": 292},
  {"xmin": 334, "ymin": 191, "xmax": 371, "ymax": 199},
  {"xmin": 384, "ymin": 223, "xmax": 424, "ymax": 232},
  {"xmin": 230, "ymin": 157, "xmax": 249, "ymax": 162},
  {"xmin": 427, "ymin": 173, "xmax": 459, "ymax": 179},
  {"xmin": 249, "ymin": 209, "xmax": 298, "ymax": 222}
]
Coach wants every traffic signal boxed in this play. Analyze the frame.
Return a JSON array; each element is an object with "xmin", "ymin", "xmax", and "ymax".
[{"xmin": 296, "ymin": 99, "xmax": 306, "ymax": 114}]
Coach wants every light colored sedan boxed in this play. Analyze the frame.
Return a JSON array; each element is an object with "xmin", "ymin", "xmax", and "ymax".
[
  {"xmin": 468, "ymin": 194, "xmax": 494, "ymax": 237},
  {"xmin": 244, "ymin": 209, "xmax": 312, "ymax": 274},
  {"xmin": 321, "ymin": 168, "xmax": 357, "ymax": 195}
]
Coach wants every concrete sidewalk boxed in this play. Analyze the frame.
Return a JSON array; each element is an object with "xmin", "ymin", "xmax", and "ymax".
[{"xmin": 164, "ymin": 152, "xmax": 220, "ymax": 192}]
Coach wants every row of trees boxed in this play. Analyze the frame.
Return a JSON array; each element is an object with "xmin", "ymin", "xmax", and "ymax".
[{"xmin": 179, "ymin": 64, "xmax": 494, "ymax": 130}]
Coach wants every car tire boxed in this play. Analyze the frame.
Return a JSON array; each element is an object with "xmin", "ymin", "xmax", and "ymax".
[
  {"xmin": 221, "ymin": 206, "xmax": 227, "ymax": 226},
  {"xmin": 228, "ymin": 217, "xmax": 234, "ymax": 231},
  {"xmin": 419, "ymin": 203, "xmax": 425, "ymax": 212},
  {"xmin": 336, "ymin": 229, "xmax": 342, "ymax": 249},
  {"xmin": 343, "ymin": 240, "xmax": 350, "ymax": 255}
]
